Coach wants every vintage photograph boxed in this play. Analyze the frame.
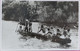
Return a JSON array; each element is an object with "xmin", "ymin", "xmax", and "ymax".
[{"xmin": 2, "ymin": 0, "xmax": 79, "ymax": 49}]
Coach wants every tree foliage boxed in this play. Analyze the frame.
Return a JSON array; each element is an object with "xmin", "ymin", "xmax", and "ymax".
[
  {"xmin": 36, "ymin": 1, "xmax": 78, "ymax": 23},
  {"xmin": 2, "ymin": 1, "xmax": 38, "ymax": 21},
  {"xmin": 2, "ymin": 1, "xmax": 78, "ymax": 24}
]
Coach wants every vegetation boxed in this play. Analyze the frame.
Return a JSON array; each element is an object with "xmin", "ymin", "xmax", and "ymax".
[{"xmin": 2, "ymin": 1, "xmax": 78, "ymax": 25}]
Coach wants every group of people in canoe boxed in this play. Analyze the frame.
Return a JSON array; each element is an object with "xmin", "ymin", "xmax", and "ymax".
[
  {"xmin": 17, "ymin": 19, "xmax": 71, "ymax": 39},
  {"xmin": 16, "ymin": 19, "xmax": 71, "ymax": 47},
  {"xmin": 37, "ymin": 24, "xmax": 71, "ymax": 46},
  {"xmin": 37, "ymin": 24, "xmax": 70, "ymax": 39}
]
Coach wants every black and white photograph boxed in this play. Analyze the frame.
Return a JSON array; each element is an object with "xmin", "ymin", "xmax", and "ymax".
[{"xmin": 2, "ymin": 0, "xmax": 79, "ymax": 50}]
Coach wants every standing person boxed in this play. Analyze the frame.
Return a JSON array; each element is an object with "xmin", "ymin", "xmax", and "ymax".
[
  {"xmin": 24, "ymin": 19, "xmax": 29, "ymax": 32},
  {"xmin": 29, "ymin": 22, "xmax": 32, "ymax": 32},
  {"xmin": 38, "ymin": 25, "xmax": 45, "ymax": 33}
]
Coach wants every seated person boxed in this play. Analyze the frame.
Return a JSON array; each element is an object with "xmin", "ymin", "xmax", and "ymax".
[
  {"xmin": 17, "ymin": 25, "xmax": 23, "ymax": 33},
  {"xmin": 38, "ymin": 25, "xmax": 45, "ymax": 33},
  {"xmin": 50, "ymin": 26, "xmax": 55, "ymax": 35},
  {"xmin": 63, "ymin": 26, "xmax": 70, "ymax": 37},
  {"xmin": 56, "ymin": 29, "xmax": 62, "ymax": 36},
  {"xmin": 45, "ymin": 28, "xmax": 53, "ymax": 38}
]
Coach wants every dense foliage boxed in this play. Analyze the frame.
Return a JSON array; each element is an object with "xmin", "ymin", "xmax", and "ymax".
[{"xmin": 2, "ymin": 1, "xmax": 78, "ymax": 24}]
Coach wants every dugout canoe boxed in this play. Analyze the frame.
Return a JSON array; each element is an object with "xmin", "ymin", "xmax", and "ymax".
[{"xmin": 19, "ymin": 31, "xmax": 71, "ymax": 45}]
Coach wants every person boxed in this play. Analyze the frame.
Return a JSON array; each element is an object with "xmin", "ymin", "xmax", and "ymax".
[
  {"xmin": 66, "ymin": 28, "xmax": 71, "ymax": 38},
  {"xmin": 56, "ymin": 29, "xmax": 62, "ymax": 37},
  {"xmin": 47, "ymin": 28, "xmax": 52, "ymax": 34},
  {"xmin": 63, "ymin": 29, "xmax": 67, "ymax": 37},
  {"xmin": 67, "ymin": 26, "xmax": 70, "ymax": 34},
  {"xmin": 50, "ymin": 26, "xmax": 55, "ymax": 35},
  {"xmin": 51, "ymin": 34, "xmax": 56, "ymax": 42},
  {"xmin": 29, "ymin": 22, "xmax": 32, "ymax": 32},
  {"xmin": 63, "ymin": 26, "xmax": 70, "ymax": 37},
  {"xmin": 59, "ymin": 25, "xmax": 71, "ymax": 39},
  {"xmin": 38, "ymin": 25, "xmax": 45, "ymax": 33},
  {"xmin": 44, "ymin": 28, "xmax": 52, "ymax": 38},
  {"xmin": 53, "ymin": 29, "xmax": 61, "ymax": 42},
  {"xmin": 24, "ymin": 19, "xmax": 29, "ymax": 32},
  {"xmin": 17, "ymin": 25, "xmax": 23, "ymax": 34}
]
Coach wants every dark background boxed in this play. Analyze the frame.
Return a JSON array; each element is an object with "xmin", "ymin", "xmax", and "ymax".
[{"xmin": 2, "ymin": 1, "xmax": 78, "ymax": 27}]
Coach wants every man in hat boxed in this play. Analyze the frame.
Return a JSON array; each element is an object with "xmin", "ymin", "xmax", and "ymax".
[{"xmin": 24, "ymin": 19, "xmax": 29, "ymax": 32}]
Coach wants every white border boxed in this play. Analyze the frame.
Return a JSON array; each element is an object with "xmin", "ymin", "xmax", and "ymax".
[
  {"xmin": 0, "ymin": 0, "xmax": 2, "ymax": 51},
  {"xmin": 0, "ymin": 0, "xmax": 80, "ymax": 51},
  {"xmin": 78, "ymin": 0, "xmax": 80, "ymax": 50}
]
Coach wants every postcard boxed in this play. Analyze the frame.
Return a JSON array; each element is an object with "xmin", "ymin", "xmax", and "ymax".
[{"xmin": 0, "ymin": 0, "xmax": 80, "ymax": 51}]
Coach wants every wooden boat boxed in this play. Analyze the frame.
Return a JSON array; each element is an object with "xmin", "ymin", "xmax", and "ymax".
[{"xmin": 18, "ymin": 31, "xmax": 71, "ymax": 46}]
